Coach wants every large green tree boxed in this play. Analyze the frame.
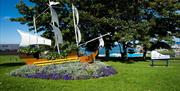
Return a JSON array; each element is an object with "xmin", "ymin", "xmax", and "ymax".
[
  {"xmin": 11, "ymin": 0, "xmax": 179, "ymax": 60},
  {"xmin": 142, "ymin": 0, "xmax": 180, "ymax": 39},
  {"xmin": 11, "ymin": 0, "xmax": 136, "ymax": 57}
]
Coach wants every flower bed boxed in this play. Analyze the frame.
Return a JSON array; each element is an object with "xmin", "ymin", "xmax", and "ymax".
[{"xmin": 10, "ymin": 61, "xmax": 117, "ymax": 80}]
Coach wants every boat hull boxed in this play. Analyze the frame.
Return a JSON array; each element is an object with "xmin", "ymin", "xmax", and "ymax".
[
  {"xmin": 79, "ymin": 50, "xmax": 98, "ymax": 63},
  {"xmin": 20, "ymin": 50, "xmax": 98, "ymax": 65}
]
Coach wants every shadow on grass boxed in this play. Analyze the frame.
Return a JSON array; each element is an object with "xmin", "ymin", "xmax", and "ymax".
[
  {"xmin": 97, "ymin": 57, "xmax": 151, "ymax": 64},
  {"xmin": 150, "ymin": 64, "xmax": 168, "ymax": 67},
  {"xmin": 0, "ymin": 62, "xmax": 25, "ymax": 67}
]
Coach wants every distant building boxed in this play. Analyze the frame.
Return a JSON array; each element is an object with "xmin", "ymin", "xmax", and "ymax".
[
  {"xmin": 0, "ymin": 44, "xmax": 19, "ymax": 55},
  {"xmin": 0, "ymin": 44, "xmax": 19, "ymax": 51}
]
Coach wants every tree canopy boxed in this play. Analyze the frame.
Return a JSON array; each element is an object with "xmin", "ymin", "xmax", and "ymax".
[{"xmin": 11, "ymin": 0, "xmax": 180, "ymax": 54}]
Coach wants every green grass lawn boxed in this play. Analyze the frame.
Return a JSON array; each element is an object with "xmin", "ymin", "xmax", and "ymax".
[{"xmin": 0, "ymin": 55, "xmax": 180, "ymax": 91}]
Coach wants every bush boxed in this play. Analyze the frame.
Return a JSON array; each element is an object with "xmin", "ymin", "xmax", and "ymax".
[
  {"xmin": 46, "ymin": 52, "xmax": 60, "ymax": 60},
  {"xmin": 158, "ymin": 49, "xmax": 175, "ymax": 57},
  {"xmin": 60, "ymin": 42, "xmax": 78, "ymax": 54},
  {"xmin": 18, "ymin": 46, "xmax": 41, "ymax": 55},
  {"xmin": 46, "ymin": 51, "xmax": 68, "ymax": 60},
  {"xmin": 10, "ymin": 61, "xmax": 117, "ymax": 80}
]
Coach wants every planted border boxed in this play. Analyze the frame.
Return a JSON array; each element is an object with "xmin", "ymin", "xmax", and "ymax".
[{"xmin": 10, "ymin": 61, "xmax": 117, "ymax": 80}]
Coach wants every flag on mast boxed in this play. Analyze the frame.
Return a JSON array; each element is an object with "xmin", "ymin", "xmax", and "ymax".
[{"xmin": 98, "ymin": 34, "xmax": 104, "ymax": 48}]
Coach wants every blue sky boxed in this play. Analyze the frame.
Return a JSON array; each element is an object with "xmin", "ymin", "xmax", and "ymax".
[{"xmin": 0, "ymin": 0, "xmax": 33, "ymax": 44}]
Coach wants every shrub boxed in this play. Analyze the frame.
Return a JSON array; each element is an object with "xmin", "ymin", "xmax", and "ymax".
[
  {"xmin": 46, "ymin": 52, "xmax": 60, "ymax": 60},
  {"xmin": 10, "ymin": 61, "xmax": 117, "ymax": 80},
  {"xmin": 60, "ymin": 42, "xmax": 78, "ymax": 54},
  {"xmin": 46, "ymin": 51, "xmax": 69, "ymax": 60},
  {"xmin": 18, "ymin": 46, "xmax": 41, "ymax": 55},
  {"xmin": 158, "ymin": 49, "xmax": 175, "ymax": 57}
]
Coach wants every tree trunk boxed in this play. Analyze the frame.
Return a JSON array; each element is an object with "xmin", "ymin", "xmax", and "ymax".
[
  {"xmin": 105, "ymin": 48, "xmax": 110, "ymax": 60},
  {"xmin": 121, "ymin": 42, "xmax": 127, "ymax": 60},
  {"xmin": 33, "ymin": 51, "xmax": 39, "ymax": 59},
  {"xmin": 143, "ymin": 44, "xmax": 147, "ymax": 60},
  {"xmin": 143, "ymin": 52, "xmax": 147, "ymax": 60},
  {"xmin": 133, "ymin": 39, "xmax": 136, "ymax": 48}
]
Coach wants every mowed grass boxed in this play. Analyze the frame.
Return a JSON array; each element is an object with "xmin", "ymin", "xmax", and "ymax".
[{"xmin": 0, "ymin": 55, "xmax": 180, "ymax": 91}]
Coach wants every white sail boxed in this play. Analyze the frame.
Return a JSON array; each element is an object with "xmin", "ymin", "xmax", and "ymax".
[
  {"xmin": 98, "ymin": 34, "xmax": 104, "ymax": 48},
  {"xmin": 76, "ymin": 25, "xmax": 81, "ymax": 44},
  {"xmin": 49, "ymin": 1, "xmax": 59, "ymax": 6},
  {"xmin": 74, "ymin": 6, "xmax": 79, "ymax": 24},
  {"xmin": 17, "ymin": 29, "xmax": 51, "ymax": 46},
  {"xmin": 72, "ymin": 4, "xmax": 81, "ymax": 46},
  {"xmin": 50, "ymin": 24, "xmax": 63, "ymax": 44},
  {"xmin": 49, "ymin": 5, "xmax": 59, "ymax": 27}
]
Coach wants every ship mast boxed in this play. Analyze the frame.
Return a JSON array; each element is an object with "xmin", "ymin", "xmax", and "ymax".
[{"xmin": 33, "ymin": 15, "xmax": 39, "ymax": 48}]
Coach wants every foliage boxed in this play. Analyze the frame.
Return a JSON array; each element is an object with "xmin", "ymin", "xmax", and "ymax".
[
  {"xmin": 143, "ymin": 0, "xmax": 180, "ymax": 37},
  {"xmin": 45, "ymin": 50, "xmax": 69, "ymax": 60},
  {"xmin": 150, "ymin": 41, "xmax": 172, "ymax": 50},
  {"xmin": 158, "ymin": 49, "xmax": 175, "ymax": 57},
  {"xmin": 10, "ymin": 61, "xmax": 117, "ymax": 80},
  {"xmin": 46, "ymin": 52, "xmax": 60, "ymax": 60},
  {"xmin": 18, "ymin": 47, "xmax": 30, "ymax": 54},
  {"xmin": 18, "ymin": 46, "xmax": 40, "ymax": 55},
  {"xmin": 60, "ymin": 42, "xmax": 78, "ymax": 54},
  {"xmin": 10, "ymin": 0, "xmax": 180, "ymax": 58}
]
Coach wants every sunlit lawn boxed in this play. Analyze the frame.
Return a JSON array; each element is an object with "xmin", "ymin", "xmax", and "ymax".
[{"xmin": 0, "ymin": 55, "xmax": 180, "ymax": 91}]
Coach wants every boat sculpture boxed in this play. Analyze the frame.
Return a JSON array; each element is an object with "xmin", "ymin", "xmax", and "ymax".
[{"xmin": 18, "ymin": 1, "xmax": 109, "ymax": 66}]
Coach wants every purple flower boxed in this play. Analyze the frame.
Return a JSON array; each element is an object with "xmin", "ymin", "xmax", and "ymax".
[
  {"xmin": 101, "ymin": 66, "xmax": 117, "ymax": 76},
  {"xmin": 10, "ymin": 62, "xmax": 117, "ymax": 80},
  {"xmin": 50, "ymin": 73, "xmax": 62, "ymax": 80},
  {"xmin": 26, "ymin": 73, "xmax": 49, "ymax": 79},
  {"xmin": 92, "ymin": 66, "xmax": 117, "ymax": 78},
  {"xmin": 63, "ymin": 74, "xmax": 72, "ymax": 80}
]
